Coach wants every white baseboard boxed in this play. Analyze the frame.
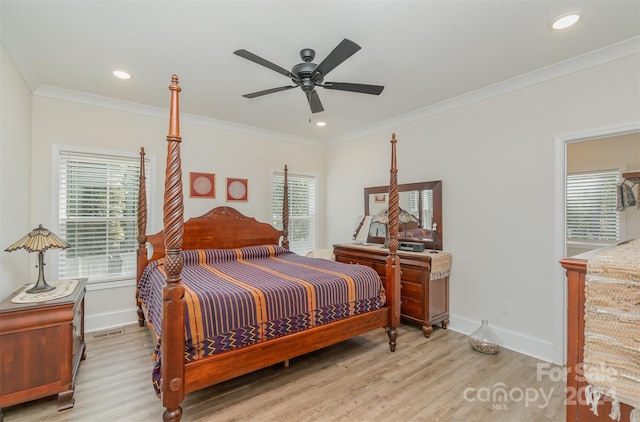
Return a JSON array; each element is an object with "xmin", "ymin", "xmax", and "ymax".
[
  {"xmin": 85, "ymin": 307, "xmax": 139, "ymax": 333},
  {"xmin": 448, "ymin": 314, "xmax": 556, "ymax": 364}
]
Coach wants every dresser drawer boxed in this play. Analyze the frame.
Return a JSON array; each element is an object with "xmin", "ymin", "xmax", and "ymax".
[
  {"xmin": 335, "ymin": 255, "xmax": 374, "ymax": 268},
  {"xmin": 401, "ymin": 297, "xmax": 423, "ymax": 320},
  {"xmin": 401, "ymin": 267, "xmax": 427, "ymax": 284},
  {"xmin": 401, "ymin": 280, "xmax": 423, "ymax": 301},
  {"xmin": 372, "ymin": 262, "xmax": 386, "ymax": 277}
]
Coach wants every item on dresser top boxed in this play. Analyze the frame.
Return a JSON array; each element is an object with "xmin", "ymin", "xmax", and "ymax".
[
  {"xmin": 469, "ymin": 320, "xmax": 502, "ymax": 354},
  {"xmin": 399, "ymin": 241, "xmax": 425, "ymax": 252}
]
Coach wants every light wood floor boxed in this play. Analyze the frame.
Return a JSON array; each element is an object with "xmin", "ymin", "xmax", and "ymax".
[{"xmin": 2, "ymin": 323, "xmax": 566, "ymax": 421}]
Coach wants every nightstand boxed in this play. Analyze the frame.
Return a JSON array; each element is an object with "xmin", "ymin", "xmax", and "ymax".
[{"xmin": 0, "ymin": 278, "xmax": 86, "ymax": 415}]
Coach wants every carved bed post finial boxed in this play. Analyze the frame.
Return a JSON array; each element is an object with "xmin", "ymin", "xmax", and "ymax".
[
  {"xmin": 386, "ymin": 133, "xmax": 401, "ymax": 351},
  {"xmin": 282, "ymin": 165, "xmax": 290, "ymax": 250},
  {"xmin": 136, "ymin": 147, "xmax": 148, "ymax": 327},
  {"xmin": 163, "ymin": 74, "xmax": 185, "ymax": 422}
]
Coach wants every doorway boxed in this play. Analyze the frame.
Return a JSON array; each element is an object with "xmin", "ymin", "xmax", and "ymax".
[{"xmin": 553, "ymin": 122, "xmax": 640, "ymax": 365}]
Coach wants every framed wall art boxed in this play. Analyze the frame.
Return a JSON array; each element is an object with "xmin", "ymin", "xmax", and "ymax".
[
  {"xmin": 226, "ymin": 178, "xmax": 248, "ymax": 202},
  {"xmin": 189, "ymin": 172, "xmax": 216, "ymax": 198}
]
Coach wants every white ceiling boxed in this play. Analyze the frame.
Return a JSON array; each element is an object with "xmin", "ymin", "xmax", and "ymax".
[{"xmin": 2, "ymin": 1, "xmax": 639, "ymax": 145}]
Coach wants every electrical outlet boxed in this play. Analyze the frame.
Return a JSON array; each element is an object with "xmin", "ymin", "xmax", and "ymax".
[{"xmin": 501, "ymin": 300, "xmax": 511, "ymax": 314}]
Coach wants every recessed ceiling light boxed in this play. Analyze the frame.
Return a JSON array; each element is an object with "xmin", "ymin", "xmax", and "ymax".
[
  {"xmin": 316, "ymin": 121, "xmax": 326, "ymax": 127},
  {"xmin": 112, "ymin": 70, "xmax": 131, "ymax": 80},
  {"xmin": 552, "ymin": 13, "xmax": 580, "ymax": 30}
]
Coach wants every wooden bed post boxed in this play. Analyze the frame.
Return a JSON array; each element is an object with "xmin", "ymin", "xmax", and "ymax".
[
  {"xmin": 136, "ymin": 147, "xmax": 148, "ymax": 327},
  {"xmin": 282, "ymin": 164, "xmax": 290, "ymax": 250},
  {"xmin": 386, "ymin": 133, "xmax": 401, "ymax": 351},
  {"xmin": 162, "ymin": 75, "xmax": 185, "ymax": 422}
]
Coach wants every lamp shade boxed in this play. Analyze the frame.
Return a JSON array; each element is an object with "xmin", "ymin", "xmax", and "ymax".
[
  {"xmin": 5, "ymin": 224, "xmax": 70, "ymax": 253},
  {"xmin": 371, "ymin": 211, "xmax": 389, "ymax": 224},
  {"xmin": 398, "ymin": 208, "xmax": 419, "ymax": 224},
  {"xmin": 5, "ymin": 225, "xmax": 71, "ymax": 294}
]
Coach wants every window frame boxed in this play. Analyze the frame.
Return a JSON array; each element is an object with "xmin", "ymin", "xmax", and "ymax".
[{"xmin": 51, "ymin": 145, "xmax": 155, "ymax": 285}]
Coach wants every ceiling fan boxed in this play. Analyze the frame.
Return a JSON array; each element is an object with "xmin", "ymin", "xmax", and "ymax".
[{"xmin": 233, "ymin": 39, "xmax": 384, "ymax": 113}]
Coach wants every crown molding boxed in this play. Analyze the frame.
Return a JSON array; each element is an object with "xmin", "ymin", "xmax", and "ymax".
[
  {"xmin": 328, "ymin": 36, "xmax": 640, "ymax": 145},
  {"xmin": 32, "ymin": 85, "xmax": 323, "ymax": 147},
  {"xmin": 33, "ymin": 36, "xmax": 639, "ymax": 148}
]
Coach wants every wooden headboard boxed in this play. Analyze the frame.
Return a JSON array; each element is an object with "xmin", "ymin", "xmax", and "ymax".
[{"xmin": 145, "ymin": 206, "xmax": 283, "ymax": 262}]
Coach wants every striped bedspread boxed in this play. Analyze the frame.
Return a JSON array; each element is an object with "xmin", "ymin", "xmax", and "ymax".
[{"xmin": 138, "ymin": 245, "xmax": 386, "ymax": 393}]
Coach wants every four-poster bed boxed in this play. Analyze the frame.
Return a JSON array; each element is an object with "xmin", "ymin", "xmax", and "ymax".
[{"xmin": 135, "ymin": 75, "xmax": 402, "ymax": 421}]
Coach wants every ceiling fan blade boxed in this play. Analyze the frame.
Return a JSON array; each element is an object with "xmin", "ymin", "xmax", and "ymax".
[
  {"xmin": 242, "ymin": 86, "xmax": 297, "ymax": 98},
  {"xmin": 234, "ymin": 49, "xmax": 299, "ymax": 81},
  {"xmin": 305, "ymin": 90, "xmax": 324, "ymax": 113},
  {"xmin": 311, "ymin": 39, "xmax": 361, "ymax": 78},
  {"xmin": 322, "ymin": 82, "xmax": 384, "ymax": 95}
]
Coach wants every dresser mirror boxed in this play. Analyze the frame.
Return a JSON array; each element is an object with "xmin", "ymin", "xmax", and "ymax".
[{"xmin": 363, "ymin": 181, "xmax": 442, "ymax": 250}]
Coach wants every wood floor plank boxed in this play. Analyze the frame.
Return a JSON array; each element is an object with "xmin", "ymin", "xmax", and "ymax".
[{"xmin": 1, "ymin": 323, "xmax": 566, "ymax": 421}]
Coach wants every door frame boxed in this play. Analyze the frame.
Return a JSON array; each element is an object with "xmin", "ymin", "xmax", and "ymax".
[{"xmin": 553, "ymin": 121, "xmax": 640, "ymax": 364}]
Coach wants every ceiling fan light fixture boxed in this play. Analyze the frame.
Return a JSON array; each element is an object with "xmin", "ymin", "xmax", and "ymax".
[
  {"xmin": 552, "ymin": 13, "xmax": 580, "ymax": 30},
  {"xmin": 112, "ymin": 69, "xmax": 131, "ymax": 80}
]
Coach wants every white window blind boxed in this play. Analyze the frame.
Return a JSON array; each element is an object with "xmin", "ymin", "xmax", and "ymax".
[
  {"xmin": 566, "ymin": 170, "xmax": 620, "ymax": 241},
  {"xmin": 56, "ymin": 149, "xmax": 150, "ymax": 283},
  {"xmin": 272, "ymin": 171, "xmax": 316, "ymax": 255}
]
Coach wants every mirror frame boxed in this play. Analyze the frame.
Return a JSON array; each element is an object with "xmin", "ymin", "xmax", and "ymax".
[{"xmin": 364, "ymin": 180, "xmax": 443, "ymax": 250}]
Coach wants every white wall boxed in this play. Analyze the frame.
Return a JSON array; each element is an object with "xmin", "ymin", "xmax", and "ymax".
[
  {"xmin": 29, "ymin": 94, "xmax": 326, "ymax": 332},
  {"xmin": 0, "ymin": 45, "xmax": 32, "ymax": 299},
  {"xmin": 326, "ymin": 54, "xmax": 640, "ymax": 363}
]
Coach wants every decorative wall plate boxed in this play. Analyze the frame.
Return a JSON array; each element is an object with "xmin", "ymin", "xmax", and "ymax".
[
  {"xmin": 226, "ymin": 178, "xmax": 248, "ymax": 201},
  {"xmin": 189, "ymin": 172, "xmax": 216, "ymax": 198}
]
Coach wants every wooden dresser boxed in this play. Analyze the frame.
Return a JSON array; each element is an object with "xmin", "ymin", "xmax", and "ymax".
[
  {"xmin": 333, "ymin": 243, "xmax": 450, "ymax": 337},
  {"xmin": 0, "ymin": 278, "xmax": 87, "ymax": 416}
]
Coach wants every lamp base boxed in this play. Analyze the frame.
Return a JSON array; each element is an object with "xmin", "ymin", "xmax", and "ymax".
[
  {"xmin": 26, "ymin": 281, "xmax": 56, "ymax": 294},
  {"xmin": 25, "ymin": 251, "xmax": 56, "ymax": 294}
]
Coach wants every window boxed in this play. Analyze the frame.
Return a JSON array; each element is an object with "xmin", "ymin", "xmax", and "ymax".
[
  {"xmin": 566, "ymin": 170, "xmax": 620, "ymax": 242},
  {"xmin": 409, "ymin": 189, "xmax": 433, "ymax": 228},
  {"xmin": 272, "ymin": 171, "xmax": 316, "ymax": 255},
  {"xmin": 53, "ymin": 147, "xmax": 151, "ymax": 283}
]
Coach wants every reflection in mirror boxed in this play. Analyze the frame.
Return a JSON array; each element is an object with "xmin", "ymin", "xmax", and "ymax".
[{"xmin": 363, "ymin": 181, "xmax": 442, "ymax": 250}]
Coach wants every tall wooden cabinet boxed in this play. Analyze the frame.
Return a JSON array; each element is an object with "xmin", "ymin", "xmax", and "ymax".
[
  {"xmin": 0, "ymin": 278, "xmax": 87, "ymax": 417},
  {"xmin": 561, "ymin": 252, "xmax": 633, "ymax": 421},
  {"xmin": 333, "ymin": 243, "xmax": 450, "ymax": 337}
]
